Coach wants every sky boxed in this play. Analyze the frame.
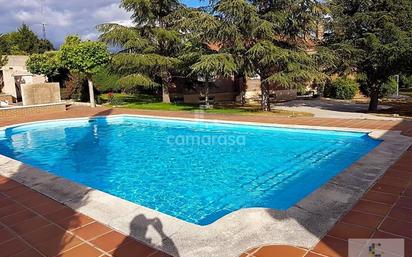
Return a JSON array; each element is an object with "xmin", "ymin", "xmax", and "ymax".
[{"xmin": 0, "ymin": 0, "xmax": 202, "ymax": 47}]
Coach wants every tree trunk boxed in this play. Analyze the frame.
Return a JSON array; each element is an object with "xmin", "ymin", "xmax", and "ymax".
[
  {"xmin": 234, "ymin": 73, "xmax": 247, "ymax": 106},
  {"xmin": 87, "ymin": 78, "xmax": 96, "ymax": 108},
  {"xmin": 205, "ymin": 75, "xmax": 210, "ymax": 108},
  {"xmin": 368, "ymin": 88, "xmax": 379, "ymax": 112},
  {"xmin": 261, "ymin": 81, "xmax": 271, "ymax": 111},
  {"xmin": 162, "ymin": 85, "xmax": 171, "ymax": 103},
  {"xmin": 161, "ymin": 71, "xmax": 172, "ymax": 103}
]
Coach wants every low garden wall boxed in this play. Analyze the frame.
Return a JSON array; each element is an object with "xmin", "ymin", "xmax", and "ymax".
[
  {"xmin": 0, "ymin": 103, "xmax": 66, "ymax": 119},
  {"xmin": 21, "ymin": 83, "xmax": 61, "ymax": 106}
]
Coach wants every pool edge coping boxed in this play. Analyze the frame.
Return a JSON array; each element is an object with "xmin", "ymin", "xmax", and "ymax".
[
  {"xmin": 0, "ymin": 114, "xmax": 410, "ymax": 257},
  {"xmin": 0, "ymin": 113, "xmax": 382, "ymax": 135}
]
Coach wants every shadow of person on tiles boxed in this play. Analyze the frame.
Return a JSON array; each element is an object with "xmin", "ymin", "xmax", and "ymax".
[{"xmin": 112, "ymin": 214, "xmax": 180, "ymax": 257}]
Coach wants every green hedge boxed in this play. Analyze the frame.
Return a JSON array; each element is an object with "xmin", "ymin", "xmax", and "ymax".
[{"xmin": 324, "ymin": 78, "xmax": 358, "ymax": 100}]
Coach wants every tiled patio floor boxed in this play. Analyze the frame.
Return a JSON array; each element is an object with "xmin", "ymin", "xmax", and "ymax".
[
  {"xmin": 0, "ymin": 176, "xmax": 171, "ymax": 257},
  {"xmin": 1, "ymin": 105, "xmax": 412, "ymax": 257}
]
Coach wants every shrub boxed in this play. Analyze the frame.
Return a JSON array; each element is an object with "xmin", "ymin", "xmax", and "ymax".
[
  {"xmin": 360, "ymin": 77, "xmax": 397, "ymax": 98},
  {"xmin": 400, "ymin": 75, "xmax": 412, "ymax": 89},
  {"xmin": 64, "ymin": 72, "xmax": 89, "ymax": 101},
  {"xmin": 324, "ymin": 78, "xmax": 358, "ymax": 100},
  {"xmin": 380, "ymin": 78, "xmax": 397, "ymax": 98}
]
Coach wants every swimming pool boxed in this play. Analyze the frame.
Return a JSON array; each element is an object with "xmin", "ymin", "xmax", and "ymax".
[{"xmin": 0, "ymin": 116, "xmax": 380, "ymax": 225}]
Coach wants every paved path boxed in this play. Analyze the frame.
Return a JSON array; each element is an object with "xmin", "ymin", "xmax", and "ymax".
[
  {"xmin": 275, "ymin": 99, "xmax": 400, "ymax": 120},
  {"xmin": 0, "ymin": 106, "xmax": 411, "ymax": 257}
]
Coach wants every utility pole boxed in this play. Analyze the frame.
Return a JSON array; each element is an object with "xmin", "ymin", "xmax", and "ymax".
[{"xmin": 40, "ymin": 0, "xmax": 47, "ymax": 39}]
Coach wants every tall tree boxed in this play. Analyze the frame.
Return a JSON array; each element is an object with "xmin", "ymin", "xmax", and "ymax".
[
  {"xmin": 175, "ymin": 0, "xmax": 260, "ymax": 105},
  {"xmin": 0, "ymin": 24, "xmax": 54, "ymax": 55},
  {"xmin": 13, "ymin": 24, "xmax": 40, "ymax": 54},
  {"xmin": 178, "ymin": 0, "xmax": 326, "ymax": 111},
  {"xmin": 211, "ymin": 0, "xmax": 258, "ymax": 105},
  {"xmin": 59, "ymin": 35, "xmax": 110, "ymax": 107},
  {"xmin": 327, "ymin": 0, "xmax": 412, "ymax": 111},
  {"xmin": 97, "ymin": 0, "xmax": 183, "ymax": 102},
  {"xmin": 250, "ymin": 0, "xmax": 327, "ymax": 111}
]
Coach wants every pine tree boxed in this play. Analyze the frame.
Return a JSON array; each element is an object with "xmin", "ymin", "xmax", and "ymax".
[
  {"xmin": 327, "ymin": 0, "xmax": 412, "ymax": 111},
  {"xmin": 178, "ymin": 0, "xmax": 326, "ymax": 111},
  {"xmin": 0, "ymin": 24, "xmax": 54, "ymax": 55},
  {"xmin": 248, "ymin": 0, "xmax": 327, "ymax": 111},
  {"xmin": 97, "ymin": 0, "xmax": 183, "ymax": 102}
]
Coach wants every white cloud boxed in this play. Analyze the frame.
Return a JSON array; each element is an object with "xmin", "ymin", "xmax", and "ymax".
[
  {"xmin": 81, "ymin": 32, "xmax": 99, "ymax": 41},
  {"xmin": 0, "ymin": 0, "xmax": 40, "ymax": 8},
  {"xmin": 0, "ymin": 0, "xmax": 132, "ymax": 47},
  {"xmin": 93, "ymin": 3, "xmax": 128, "ymax": 20}
]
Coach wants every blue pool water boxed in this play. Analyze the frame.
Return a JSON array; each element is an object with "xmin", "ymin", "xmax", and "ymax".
[{"xmin": 0, "ymin": 116, "xmax": 380, "ymax": 225}]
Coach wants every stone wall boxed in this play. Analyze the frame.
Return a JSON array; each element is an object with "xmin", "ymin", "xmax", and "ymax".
[
  {"xmin": 21, "ymin": 83, "xmax": 61, "ymax": 106},
  {"xmin": 0, "ymin": 103, "xmax": 66, "ymax": 119},
  {"xmin": 244, "ymin": 78, "xmax": 298, "ymax": 103}
]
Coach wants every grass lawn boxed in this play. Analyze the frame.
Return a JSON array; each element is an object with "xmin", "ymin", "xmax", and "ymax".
[{"xmin": 99, "ymin": 93, "xmax": 313, "ymax": 117}]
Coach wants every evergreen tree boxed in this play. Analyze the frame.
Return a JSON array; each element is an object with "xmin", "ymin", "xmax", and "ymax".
[
  {"xmin": 249, "ymin": 0, "xmax": 327, "ymax": 111},
  {"xmin": 178, "ymin": 0, "xmax": 326, "ymax": 111},
  {"xmin": 327, "ymin": 0, "xmax": 412, "ymax": 111},
  {"xmin": 0, "ymin": 24, "xmax": 54, "ymax": 55},
  {"xmin": 97, "ymin": 0, "xmax": 183, "ymax": 102},
  {"xmin": 0, "ymin": 34, "xmax": 8, "ymax": 67},
  {"xmin": 14, "ymin": 24, "xmax": 40, "ymax": 54}
]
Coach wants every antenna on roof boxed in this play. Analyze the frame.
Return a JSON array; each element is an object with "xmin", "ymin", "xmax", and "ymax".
[{"xmin": 40, "ymin": 0, "xmax": 47, "ymax": 39}]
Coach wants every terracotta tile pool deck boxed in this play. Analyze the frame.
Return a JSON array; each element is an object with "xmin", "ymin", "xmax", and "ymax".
[{"xmin": 1, "ymin": 106, "xmax": 411, "ymax": 257}]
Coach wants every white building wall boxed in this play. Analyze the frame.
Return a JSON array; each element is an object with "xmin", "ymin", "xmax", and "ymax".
[
  {"xmin": 1, "ymin": 69, "xmax": 17, "ymax": 98},
  {"xmin": 0, "ymin": 55, "xmax": 47, "ymax": 100}
]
